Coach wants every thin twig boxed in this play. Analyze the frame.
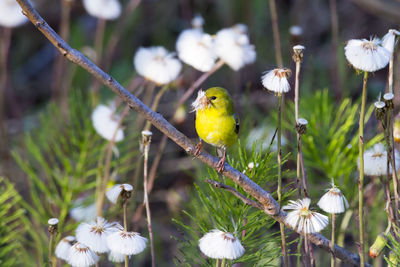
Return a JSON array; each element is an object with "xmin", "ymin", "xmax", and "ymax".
[
  {"xmin": 329, "ymin": 0, "xmax": 341, "ymax": 100},
  {"xmin": 15, "ymin": 2, "xmax": 370, "ymax": 265},
  {"xmin": 142, "ymin": 134, "xmax": 156, "ymax": 267},
  {"xmin": 205, "ymin": 179, "xmax": 264, "ymax": 209}
]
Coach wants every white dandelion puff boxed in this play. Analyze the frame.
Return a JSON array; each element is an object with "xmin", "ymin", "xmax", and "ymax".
[
  {"xmin": 358, "ymin": 143, "xmax": 400, "ymax": 176},
  {"xmin": 0, "ymin": 0, "xmax": 27, "ymax": 28},
  {"xmin": 283, "ymin": 198, "xmax": 329, "ymax": 234},
  {"xmin": 106, "ymin": 183, "xmax": 134, "ymax": 204},
  {"xmin": 261, "ymin": 68, "xmax": 292, "ymax": 94},
  {"xmin": 48, "ymin": 218, "xmax": 59, "ymax": 226},
  {"xmin": 214, "ymin": 24, "xmax": 256, "ymax": 71},
  {"xmin": 107, "ymin": 229, "xmax": 148, "ymax": 255},
  {"xmin": 382, "ymin": 29, "xmax": 400, "ymax": 55},
  {"xmin": 133, "ymin": 46, "xmax": 182, "ymax": 85},
  {"xmin": 344, "ymin": 37, "xmax": 391, "ymax": 72},
  {"xmin": 76, "ymin": 217, "xmax": 121, "ymax": 253},
  {"xmin": 176, "ymin": 28, "xmax": 217, "ymax": 72},
  {"xmin": 68, "ymin": 242, "xmax": 99, "ymax": 267},
  {"xmin": 83, "ymin": 0, "xmax": 121, "ymax": 20},
  {"xmin": 318, "ymin": 185, "xmax": 349, "ymax": 214},
  {"xmin": 108, "ymin": 250, "xmax": 127, "ymax": 263},
  {"xmin": 55, "ymin": 236, "xmax": 75, "ymax": 261},
  {"xmin": 91, "ymin": 104, "xmax": 124, "ymax": 142},
  {"xmin": 198, "ymin": 229, "xmax": 245, "ymax": 260}
]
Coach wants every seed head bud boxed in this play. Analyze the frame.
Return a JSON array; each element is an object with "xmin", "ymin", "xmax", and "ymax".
[{"xmin": 369, "ymin": 233, "xmax": 387, "ymax": 258}]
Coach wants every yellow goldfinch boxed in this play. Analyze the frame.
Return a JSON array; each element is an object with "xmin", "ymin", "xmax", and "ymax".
[{"xmin": 192, "ymin": 87, "xmax": 239, "ymax": 172}]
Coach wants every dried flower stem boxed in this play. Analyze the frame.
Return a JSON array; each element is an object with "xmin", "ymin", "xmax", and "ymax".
[
  {"xmin": 16, "ymin": 3, "xmax": 370, "ymax": 264},
  {"xmin": 216, "ymin": 258, "xmax": 220, "ymax": 267},
  {"xmin": 95, "ymin": 105, "xmax": 130, "ymax": 217},
  {"xmin": 388, "ymin": 56, "xmax": 394, "ymax": 94},
  {"xmin": 331, "ymin": 213, "xmax": 336, "ymax": 267},
  {"xmin": 144, "ymin": 84, "xmax": 169, "ymax": 131},
  {"xmin": 277, "ymin": 93, "xmax": 288, "ymax": 267},
  {"xmin": 358, "ymin": 71, "xmax": 368, "ymax": 267},
  {"xmin": 268, "ymin": 0, "xmax": 283, "ymax": 68},
  {"xmin": 329, "ymin": 0, "xmax": 341, "ymax": 100},
  {"xmin": 0, "ymin": 27, "xmax": 11, "ymax": 157},
  {"xmin": 122, "ymin": 198, "xmax": 129, "ymax": 267},
  {"xmin": 51, "ymin": 0, "xmax": 72, "ymax": 99},
  {"xmin": 143, "ymin": 134, "xmax": 156, "ymax": 267},
  {"xmin": 48, "ymin": 233, "xmax": 54, "ymax": 267},
  {"xmin": 103, "ymin": 0, "xmax": 142, "ymax": 72}
]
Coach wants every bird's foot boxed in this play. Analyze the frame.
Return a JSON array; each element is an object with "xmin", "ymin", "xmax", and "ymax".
[
  {"xmin": 217, "ymin": 156, "xmax": 226, "ymax": 173},
  {"xmin": 194, "ymin": 142, "xmax": 202, "ymax": 156}
]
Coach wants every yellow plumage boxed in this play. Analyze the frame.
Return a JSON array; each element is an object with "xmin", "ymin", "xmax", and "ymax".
[{"xmin": 192, "ymin": 87, "xmax": 239, "ymax": 172}]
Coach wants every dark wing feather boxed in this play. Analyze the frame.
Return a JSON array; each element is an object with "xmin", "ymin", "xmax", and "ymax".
[{"xmin": 234, "ymin": 114, "xmax": 239, "ymax": 134}]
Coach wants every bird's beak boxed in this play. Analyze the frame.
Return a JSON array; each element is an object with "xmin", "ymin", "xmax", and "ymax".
[{"xmin": 200, "ymin": 94, "xmax": 211, "ymax": 108}]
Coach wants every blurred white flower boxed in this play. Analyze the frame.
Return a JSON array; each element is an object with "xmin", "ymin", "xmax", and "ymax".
[
  {"xmin": 134, "ymin": 46, "xmax": 182, "ymax": 85},
  {"xmin": 48, "ymin": 218, "xmax": 59, "ymax": 225},
  {"xmin": 261, "ymin": 68, "xmax": 292, "ymax": 94},
  {"xmin": 55, "ymin": 236, "xmax": 75, "ymax": 261},
  {"xmin": 107, "ymin": 230, "xmax": 148, "ymax": 255},
  {"xmin": 214, "ymin": 24, "xmax": 256, "ymax": 71},
  {"xmin": 0, "ymin": 0, "xmax": 27, "ymax": 28},
  {"xmin": 176, "ymin": 28, "xmax": 217, "ymax": 72},
  {"xmin": 382, "ymin": 29, "xmax": 400, "ymax": 55},
  {"xmin": 289, "ymin": 25, "xmax": 303, "ymax": 36},
  {"xmin": 106, "ymin": 183, "xmax": 134, "ymax": 204},
  {"xmin": 283, "ymin": 198, "xmax": 328, "ymax": 234},
  {"xmin": 191, "ymin": 14, "xmax": 204, "ymax": 29},
  {"xmin": 108, "ymin": 251, "xmax": 127, "ymax": 263},
  {"xmin": 76, "ymin": 217, "xmax": 120, "ymax": 253},
  {"xmin": 91, "ymin": 104, "xmax": 124, "ymax": 142},
  {"xmin": 68, "ymin": 242, "xmax": 99, "ymax": 267},
  {"xmin": 83, "ymin": 0, "xmax": 121, "ymax": 20},
  {"xmin": 246, "ymin": 125, "xmax": 286, "ymax": 152},
  {"xmin": 344, "ymin": 37, "xmax": 391, "ymax": 72},
  {"xmin": 70, "ymin": 200, "xmax": 96, "ymax": 222},
  {"xmin": 198, "ymin": 229, "xmax": 245, "ymax": 260},
  {"xmin": 317, "ymin": 185, "xmax": 349, "ymax": 214},
  {"xmin": 358, "ymin": 143, "xmax": 400, "ymax": 176}
]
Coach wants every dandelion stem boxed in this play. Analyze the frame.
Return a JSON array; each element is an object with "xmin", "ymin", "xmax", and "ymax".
[
  {"xmin": 216, "ymin": 258, "xmax": 220, "ymax": 267},
  {"xmin": 268, "ymin": 0, "xmax": 283, "ymax": 68},
  {"xmin": 277, "ymin": 93, "xmax": 288, "ymax": 267},
  {"xmin": 48, "ymin": 233, "xmax": 54, "ymax": 267},
  {"xmin": 143, "ymin": 135, "xmax": 156, "ymax": 267},
  {"xmin": 95, "ymin": 105, "xmax": 130, "ymax": 217},
  {"xmin": 221, "ymin": 258, "xmax": 226, "ymax": 267},
  {"xmin": 329, "ymin": 0, "xmax": 341, "ymax": 100},
  {"xmin": 331, "ymin": 213, "xmax": 336, "ymax": 267},
  {"xmin": 123, "ymin": 199, "xmax": 129, "ymax": 267},
  {"xmin": 388, "ymin": 56, "xmax": 394, "ymax": 94},
  {"xmin": 295, "ymin": 58, "xmax": 302, "ymax": 199},
  {"xmin": 358, "ymin": 71, "xmax": 368, "ymax": 267},
  {"xmin": 144, "ymin": 84, "xmax": 169, "ymax": 131}
]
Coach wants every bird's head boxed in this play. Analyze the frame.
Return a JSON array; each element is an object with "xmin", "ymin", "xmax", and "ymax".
[{"xmin": 191, "ymin": 87, "xmax": 233, "ymax": 113}]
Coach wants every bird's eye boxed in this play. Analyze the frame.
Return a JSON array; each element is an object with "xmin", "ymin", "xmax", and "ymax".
[{"xmin": 210, "ymin": 96, "xmax": 217, "ymax": 100}]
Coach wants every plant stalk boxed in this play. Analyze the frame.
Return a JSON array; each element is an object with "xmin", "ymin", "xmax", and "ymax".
[
  {"xmin": 277, "ymin": 93, "xmax": 288, "ymax": 267},
  {"xmin": 144, "ymin": 84, "xmax": 169, "ymax": 131},
  {"xmin": 221, "ymin": 258, "xmax": 226, "ymax": 267},
  {"xmin": 331, "ymin": 213, "xmax": 336, "ymax": 267},
  {"xmin": 268, "ymin": 0, "xmax": 283, "ymax": 68},
  {"xmin": 143, "ymin": 136, "xmax": 156, "ymax": 267},
  {"xmin": 358, "ymin": 71, "xmax": 368, "ymax": 267},
  {"xmin": 95, "ymin": 105, "xmax": 130, "ymax": 217},
  {"xmin": 123, "ymin": 199, "xmax": 129, "ymax": 267}
]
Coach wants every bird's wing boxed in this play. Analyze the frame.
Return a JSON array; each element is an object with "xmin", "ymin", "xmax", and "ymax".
[{"xmin": 234, "ymin": 114, "xmax": 239, "ymax": 134}]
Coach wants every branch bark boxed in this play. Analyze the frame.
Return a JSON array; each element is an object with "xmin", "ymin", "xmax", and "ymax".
[{"xmin": 16, "ymin": 1, "xmax": 368, "ymax": 265}]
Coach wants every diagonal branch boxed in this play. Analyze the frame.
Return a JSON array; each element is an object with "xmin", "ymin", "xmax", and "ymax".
[{"xmin": 15, "ymin": 1, "xmax": 368, "ymax": 266}]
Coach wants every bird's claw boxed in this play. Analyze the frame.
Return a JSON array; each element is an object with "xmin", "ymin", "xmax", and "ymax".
[
  {"xmin": 217, "ymin": 157, "xmax": 225, "ymax": 173},
  {"xmin": 194, "ymin": 142, "xmax": 202, "ymax": 156}
]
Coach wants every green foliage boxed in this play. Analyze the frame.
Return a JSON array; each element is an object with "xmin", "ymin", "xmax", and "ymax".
[
  {"xmin": 285, "ymin": 89, "xmax": 382, "ymax": 202},
  {"xmin": 385, "ymin": 228, "xmax": 400, "ymax": 266},
  {"xmin": 173, "ymin": 142, "xmax": 291, "ymax": 266},
  {"xmin": 0, "ymin": 177, "xmax": 28, "ymax": 267},
  {"xmin": 11, "ymin": 89, "xmax": 139, "ymax": 265}
]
